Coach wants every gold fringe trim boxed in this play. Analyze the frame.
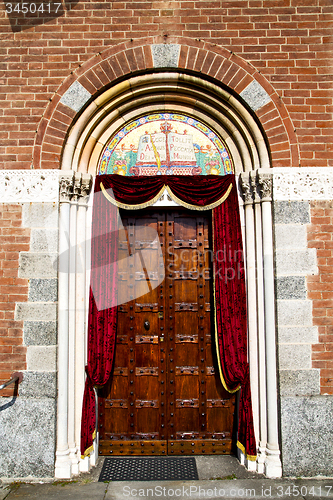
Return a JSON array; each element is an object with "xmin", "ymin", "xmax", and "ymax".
[
  {"xmin": 100, "ymin": 182, "xmax": 166, "ymax": 210},
  {"xmin": 237, "ymin": 440, "xmax": 257, "ymax": 461},
  {"xmin": 81, "ymin": 430, "xmax": 97, "ymax": 459},
  {"xmin": 165, "ymin": 183, "xmax": 233, "ymax": 211},
  {"xmin": 212, "ymin": 209, "xmax": 241, "ymax": 395},
  {"xmin": 101, "ymin": 181, "xmax": 233, "ymax": 211}
]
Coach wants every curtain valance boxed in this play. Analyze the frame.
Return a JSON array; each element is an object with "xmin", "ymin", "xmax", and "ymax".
[{"xmin": 99, "ymin": 174, "xmax": 233, "ymax": 210}]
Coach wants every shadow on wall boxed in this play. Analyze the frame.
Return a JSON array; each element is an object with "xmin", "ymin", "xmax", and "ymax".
[
  {"xmin": 4, "ymin": 0, "xmax": 80, "ymax": 32},
  {"xmin": 0, "ymin": 385, "xmax": 18, "ymax": 412},
  {"xmin": 0, "ymin": 375, "xmax": 23, "ymax": 412}
]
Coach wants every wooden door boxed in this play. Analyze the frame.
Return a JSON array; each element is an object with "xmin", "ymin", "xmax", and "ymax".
[{"xmin": 98, "ymin": 209, "xmax": 235, "ymax": 456}]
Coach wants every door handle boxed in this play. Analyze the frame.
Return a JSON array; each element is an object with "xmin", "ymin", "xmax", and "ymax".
[{"xmin": 144, "ymin": 320, "xmax": 150, "ymax": 331}]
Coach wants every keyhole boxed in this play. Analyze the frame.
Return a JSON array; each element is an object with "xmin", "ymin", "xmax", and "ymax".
[{"xmin": 144, "ymin": 320, "xmax": 150, "ymax": 331}]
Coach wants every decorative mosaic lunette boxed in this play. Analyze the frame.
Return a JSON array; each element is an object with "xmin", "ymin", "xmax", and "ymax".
[{"xmin": 98, "ymin": 113, "xmax": 233, "ymax": 176}]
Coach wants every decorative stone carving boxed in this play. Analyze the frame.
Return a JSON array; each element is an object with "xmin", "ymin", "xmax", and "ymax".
[
  {"xmin": 59, "ymin": 173, "xmax": 75, "ymax": 203},
  {"xmin": 273, "ymin": 167, "xmax": 333, "ymax": 201},
  {"xmin": 0, "ymin": 170, "xmax": 59, "ymax": 203},
  {"xmin": 79, "ymin": 174, "xmax": 93, "ymax": 205},
  {"xmin": 240, "ymin": 172, "xmax": 253, "ymax": 205},
  {"xmin": 5, "ymin": 167, "xmax": 332, "ymax": 206},
  {"xmin": 258, "ymin": 172, "xmax": 273, "ymax": 202},
  {"xmin": 59, "ymin": 172, "xmax": 93, "ymax": 203},
  {"xmin": 72, "ymin": 172, "xmax": 82, "ymax": 202},
  {"xmin": 250, "ymin": 170, "xmax": 260, "ymax": 203}
]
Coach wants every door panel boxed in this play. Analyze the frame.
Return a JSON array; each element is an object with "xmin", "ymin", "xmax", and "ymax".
[{"xmin": 98, "ymin": 209, "xmax": 235, "ymax": 456}]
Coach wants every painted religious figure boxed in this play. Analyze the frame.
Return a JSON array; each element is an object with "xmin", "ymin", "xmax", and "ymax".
[{"xmin": 98, "ymin": 113, "xmax": 233, "ymax": 176}]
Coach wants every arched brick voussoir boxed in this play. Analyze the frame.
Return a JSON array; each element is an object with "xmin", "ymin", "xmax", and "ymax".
[{"xmin": 34, "ymin": 37, "xmax": 299, "ymax": 170}]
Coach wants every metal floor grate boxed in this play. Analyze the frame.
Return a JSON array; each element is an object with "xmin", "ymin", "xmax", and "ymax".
[{"xmin": 99, "ymin": 457, "xmax": 199, "ymax": 481}]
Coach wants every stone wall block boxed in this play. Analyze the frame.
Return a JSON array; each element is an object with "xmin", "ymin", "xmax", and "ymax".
[
  {"xmin": 22, "ymin": 203, "xmax": 58, "ymax": 228},
  {"xmin": 23, "ymin": 321, "xmax": 57, "ymax": 346},
  {"xmin": 275, "ymin": 249, "xmax": 317, "ymax": 276},
  {"xmin": 277, "ymin": 326, "xmax": 318, "ymax": 344},
  {"xmin": 240, "ymin": 79, "xmax": 272, "ymax": 112},
  {"xmin": 279, "ymin": 370, "xmax": 320, "ymax": 396},
  {"xmin": 29, "ymin": 279, "xmax": 58, "ymax": 302},
  {"xmin": 278, "ymin": 344, "xmax": 312, "ymax": 370},
  {"xmin": 26, "ymin": 346, "xmax": 57, "ymax": 371},
  {"xmin": 60, "ymin": 80, "xmax": 92, "ymax": 113},
  {"xmin": 275, "ymin": 276, "xmax": 307, "ymax": 300},
  {"xmin": 15, "ymin": 303, "xmax": 57, "ymax": 322},
  {"xmin": 19, "ymin": 371, "xmax": 57, "ymax": 398},
  {"xmin": 0, "ymin": 398, "xmax": 56, "ymax": 478},
  {"xmin": 152, "ymin": 44, "xmax": 180, "ymax": 68},
  {"xmin": 277, "ymin": 300, "xmax": 313, "ymax": 326},
  {"xmin": 273, "ymin": 201, "xmax": 310, "ymax": 225},
  {"xmin": 274, "ymin": 224, "xmax": 307, "ymax": 249},
  {"xmin": 31, "ymin": 228, "xmax": 58, "ymax": 253},
  {"xmin": 281, "ymin": 396, "xmax": 333, "ymax": 476},
  {"xmin": 19, "ymin": 253, "xmax": 57, "ymax": 278}
]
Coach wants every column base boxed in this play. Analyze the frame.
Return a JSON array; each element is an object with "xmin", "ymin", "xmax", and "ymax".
[
  {"xmin": 256, "ymin": 444, "xmax": 267, "ymax": 474},
  {"xmin": 264, "ymin": 448, "xmax": 282, "ymax": 478},
  {"xmin": 55, "ymin": 449, "xmax": 72, "ymax": 479},
  {"xmin": 69, "ymin": 447, "xmax": 80, "ymax": 476}
]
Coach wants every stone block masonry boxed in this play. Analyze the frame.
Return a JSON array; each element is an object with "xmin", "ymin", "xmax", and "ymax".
[
  {"xmin": 0, "ymin": 201, "xmax": 59, "ymax": 478},
  {"xmin": 273, "ymin": 199, "xmax": 325, "ymax": 477},
  {"xmin": 274, "ymin": 200, "xmax": 320, "ymax": 398}
]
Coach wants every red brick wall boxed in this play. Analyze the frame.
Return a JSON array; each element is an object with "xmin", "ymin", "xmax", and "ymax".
[
  {"xmin": 0, "ymin": 0, "xmax": 332, "ymax": 169},
  {"xmin": 308, "ymin": 201, "xmax": 333, "ymax": 395},
  {"xmin": 0, "ymin": 205, "xmax": 29, "ymax": 396}
]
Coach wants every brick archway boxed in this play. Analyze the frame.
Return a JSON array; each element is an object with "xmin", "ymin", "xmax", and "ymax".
[{"xmin": 33, "ymin": 36, "xmax": 298, "ymax": 170}]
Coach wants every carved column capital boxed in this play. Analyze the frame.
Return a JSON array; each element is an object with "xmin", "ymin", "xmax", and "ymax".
[
  {"xmin": 257, "ymin": 172, "xmax": 273, "ymax": 202},
  {"xmin": 240, "ymin": 172, "xmax": 253, "ymax": 205},
  {"xmin": 250, "ymin": 170, "xmax": 261, "ymax": 204},
  {"xmin": 79, "ymin": 174, "xmax": 93, "ymax": 205},
  {"xmin": 71, "ymin": 172, "xmax": 82, "ymax": 202},
  {"xmin": 59, "ymin": 172, "xmax": 93, "ymax": 204},
  {"xmin": 59, "ymin": 172, "xmax": 75, "ymax": 203}
]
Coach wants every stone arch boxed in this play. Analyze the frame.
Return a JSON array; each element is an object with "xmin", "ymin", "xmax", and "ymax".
[{"xmin": 33, "ymin": 36, "xmax": 298, "ymax": 171}]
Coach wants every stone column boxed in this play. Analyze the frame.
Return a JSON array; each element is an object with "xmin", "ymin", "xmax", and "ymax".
[
  {"xmin": 75, "ymin": 174, "xmax": 92, "ymax": 471},
  {"xmin": 240, "ymin": 173, "xmax": 259, "ymax": 471},
  {"xmin": 251, "ymin": 171, "xmax": 267, "ymax": 474},
  {"xmin": 55, "ymin": 172, "xmax": 74, "ymax": 479},
  {"xmin": 258, "ymin": 171, "xmax": 282, "ymax": 478},
  {"xmin": 68, "ymin": 173, "xmax": 82, "ymax": 474}
]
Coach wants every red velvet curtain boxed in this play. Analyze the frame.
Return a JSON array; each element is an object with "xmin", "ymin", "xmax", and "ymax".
[
  {"xmin": 80, "ymin": 181, "xmax": 119, "ymax": 458},
  {"xmin": 81, "ymin": 174, "xmax": 256, "ymax": 460},
  {"xmin": 213, "ymin": 187, "xmax": 256, "ymax": 460}
]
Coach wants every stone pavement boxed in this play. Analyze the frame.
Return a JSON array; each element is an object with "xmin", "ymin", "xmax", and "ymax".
[{"xmin": 1, "ymin": 456, "xmax": 333, "ymax": 500}]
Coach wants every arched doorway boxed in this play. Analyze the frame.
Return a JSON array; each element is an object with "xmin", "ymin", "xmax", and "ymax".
[{"xmin": 51, "ymin": 45, "xmax": 283, "ymax": 478}]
